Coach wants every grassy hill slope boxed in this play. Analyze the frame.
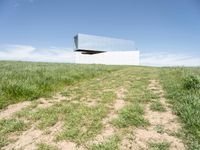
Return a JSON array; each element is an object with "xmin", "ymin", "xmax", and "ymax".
[
  {"xmin": 0, "ymin": 61, "xmax": 121, "ymax": 109},
  {"xmin": 0, "ymin": 61, "xmax": 199, "ymax": 149}
]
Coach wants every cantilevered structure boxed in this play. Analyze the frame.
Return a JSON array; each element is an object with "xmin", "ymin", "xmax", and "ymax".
[{"xmin": 74, "ymin": 33, "xmax": 140, "ymax": 65}]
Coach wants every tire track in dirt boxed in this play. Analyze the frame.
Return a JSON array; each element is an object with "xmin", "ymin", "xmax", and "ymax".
[
  {"xmin": 121, "ymin": 79, "xmax": 185, "ymax": 150},
  {"xmin": 0, "ymin": 69, "xmax": 140, "ymax": 149},
  {"xmin": 1, "ymin": 83, "xmax": 127, "ymax": 149},
  {"xmin": 1, "ymin": 93, "xmax": 79, "ymax": 150},
  {"xmin": 86, "ymin": 87, "xmax": 127, "ymax": 146},
  {"xmin": 3, "ymin": 121, "xmax": 83, "ymax": 150},
  {"xmin": 0, "ymin": 93, "xmax": 70, "ymax": 120}
]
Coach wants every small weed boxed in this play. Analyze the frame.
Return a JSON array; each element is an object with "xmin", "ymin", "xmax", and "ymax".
[
  {"xmin": 149, "ymin": 141, "xmax": 170, "ymax": 150},
  {"xmin": 154, "ymin": 124, "xmax": 165, "ymax": 134},
  {"xmin": 37, "ymin": 143, "xmax": 58, "ymax": 150},
  {"xmin": 0, "ymin": 137, "xmax": 8, "ymax": 148},
  {"xmin": 90, "ymin": 136, "xmax": 119, "ymax": 150},
  {"xmin": 150, "ymin": 101, "xmax": 166, "ymax": 112},
  {"xmin": 60, "ymin": 91, "xmax": 70, "ymax": 97}
]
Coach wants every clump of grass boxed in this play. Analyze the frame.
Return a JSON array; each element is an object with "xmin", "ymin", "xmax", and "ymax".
[
  {"xmin": 183, "ymin": 75, "xmax": 200, "ymax": 90},
  {"xmin": 148, "ymin": 141, "xmax": 170, "ymax": 150},
  {"xmin": 60, "ymin": 91, "xmax": 70, "ymax": 97},
  {"xmin": 0, "ymin": 119, "xmax": 27, "ymax": 133},
  {"xmin": 112, "ymin": 104, "xmax": 149, "ymax": 128},
  {"xmin": 16, "ymin": 106, "xmax": 59, "ymax": 129},
  {"xmin": 146, "ymin": 91, "xmax": 160, "ymax": 101},
  {"xmin": 0, "ymin": 119, "xmax": 27, "ymax": 148},
  {"xmin": 0, "ymin": 136, "xmax": 8, "ymax": 148},
  {"xmin": 90, "ymin": 136, "xmax": 119, "ymax": 150},
  {"xmin": 37, "ymin": 143, "xmax": 58, "ymax": 150},
  {"xmin": 150, "ymin": 101, "xmax": 166, "ymax": 112}
]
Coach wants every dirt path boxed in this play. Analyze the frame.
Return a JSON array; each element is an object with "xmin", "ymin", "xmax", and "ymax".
[
  {"xmin": 87, "ymin": 87, "xmax": 127, "ymax": 145},
  {"xmin": 0, "ymin": 93, "xmax": 78, "ymax": 150},
  {"xmin": 0, "ymin": 68, "xmax": 186, "ymax": 150},
  {"xmin": 3, "ymin": 121, "xmax": 85, "ymax": 150},
  {"xmin": 121, "ymin": 79, "xmax": 185, "ymax": 150},
  {"xmin": 2, "ymin": 107, "xmax": 80, "ymax": 150},
  {"xmin": 1, "ymin": 69, "xmax": 131, "ymax": 150}
]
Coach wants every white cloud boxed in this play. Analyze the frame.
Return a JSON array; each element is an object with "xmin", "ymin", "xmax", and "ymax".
[
  {"xmin": 141, "ymin": 52, "xmax": 200, "ymax": 66},
  {"xmin": 12, "ymin": 0, "xmax": 35, "ymax": 7},
  {"xmin": 0, "ymin": 44, "xmax": 75, "ymax": 63},
  {"xmin": 0, "ymin": 44, "xmax": 199, "ymax": 66}
]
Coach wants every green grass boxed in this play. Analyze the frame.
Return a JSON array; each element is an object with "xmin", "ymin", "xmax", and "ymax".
[
  {"xmin": 159, "ymin": 67, "xmax": 200, "ymax": 149},
  {"xmin": 0, "ymin": 119, "xmax": 27, "ymax": 147},
  {"xmin": 183, "ymin": 74, "xmax": 200, "ymax": 90},
  {"xmin": 148, "ymin": 141, "xmax": 170, "ymax": 150},
  {"xmin": 113, "ymin": 104, "xmax": 149, "ymax": 128},
  {"xmin": 14, "ymin": 67, "xmax": 140, "ymax": 146},
  {"xmin": 37, "ymin": 143, "xmax": 58, "ymax": 150},
  {"xmin": 112, "ymin": 67, "xmax": 157, "ymax": 128},
  {"xmin": 1, "ymin": 61, "xmax": 200, "ymax": 149},
  {"xmin": 150, "ymin": 101, "xmax": 166, "ymax": 112},
  {"xmin": 100, "ymin": 91, "xmax": 116, "ymax": 104},
  {"xmin": 90, "ymin": 136, "xmax": 119, "ymax": 150},
  {"xmin": 12, "ymin": 66, "xmax": 155, "ymax": 148},
  {"xmin": 0, "ymin": 61, "xmax": 120, "ymax": 109},
  {"xmin": 16, "ymin": 102, "xmax": 108, "ymax": 143},
  {"xmin": 56, "ymin": 104, "xmax": 107, "ymax": 143}
]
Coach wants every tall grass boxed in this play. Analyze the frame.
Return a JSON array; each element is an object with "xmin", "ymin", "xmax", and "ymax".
[
  {"xmin": 0, "ymin": 61, "xmax": 120, "ymax": 109},
  {"xmin": 159, "ymin": 67, "xmax": 200, "ymax": 149}
]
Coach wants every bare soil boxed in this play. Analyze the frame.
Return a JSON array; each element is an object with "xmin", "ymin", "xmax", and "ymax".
[
  {"xmin": 120, "ymin": 80, "xmax": 185, "ymax": 150},
  {"xmin": 0, "ymin": 101, "xmax": 31, "ymax": 119}
]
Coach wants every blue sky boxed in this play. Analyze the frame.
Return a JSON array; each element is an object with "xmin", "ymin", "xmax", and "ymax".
[{"xmin": 0, "ymin": 0, "xmax": 200, "ymax": 66}]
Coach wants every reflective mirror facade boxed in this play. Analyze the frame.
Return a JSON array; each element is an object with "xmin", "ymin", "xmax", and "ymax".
[{"xmin": 74, "ymin": 34, "xmax": 135, "ymax": 51}]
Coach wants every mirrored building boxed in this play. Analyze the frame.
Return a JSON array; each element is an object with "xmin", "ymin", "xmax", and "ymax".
[{"xmin": 74, "ymin": 34, "xmax": 139, "ymax": 65}]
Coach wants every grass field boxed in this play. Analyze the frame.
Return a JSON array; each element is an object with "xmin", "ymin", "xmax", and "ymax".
[
  {"xmin": 0, "ymin": 61, "xmax": 199, "ymax": 150},
  {"xmin": 0, "ymin": 61, "xmax": 120, "ymax": 109}
]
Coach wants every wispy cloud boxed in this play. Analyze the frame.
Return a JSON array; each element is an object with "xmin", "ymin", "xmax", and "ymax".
[
  {"xmin": 12, "ymin": 0, "xmax": 35, "ymax": 7},
  {"xmin": 141, "ymin": 52, "xmax": 200, "ymax": 66},
  {"xmin": 0, "ymin": 44, "xmax": 75, "ymax": 63},
  {"xmin": 0, "ymin": 44, "xmax": 199, "ymax": 66}
]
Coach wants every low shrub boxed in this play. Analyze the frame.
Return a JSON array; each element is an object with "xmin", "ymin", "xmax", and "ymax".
[{"xmin": 183, "ymin": 75, "xmax": 200, "ymax": 90}]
